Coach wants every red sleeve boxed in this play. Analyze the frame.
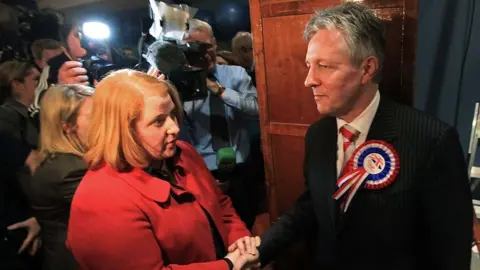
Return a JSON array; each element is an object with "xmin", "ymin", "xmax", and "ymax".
[
  {"xmin": 68, "ymin": 193, "xmax": 230, "ymax": 270},
  {"xmin": 177, "ymin": 141, "xmax": 251, "ymax": 246}
]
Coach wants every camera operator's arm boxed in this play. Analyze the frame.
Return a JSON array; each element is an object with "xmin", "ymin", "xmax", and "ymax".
[{"xmin": 207, "ymin": 68, "xmax": 258, "ymax": 117}]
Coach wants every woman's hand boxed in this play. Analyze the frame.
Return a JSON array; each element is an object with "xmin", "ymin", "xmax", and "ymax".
[
  {"xmin": 225, "ymin": 248, "xmax": 260, "ymax": 270},
  {"xmin": 225, "ymin": 236, "xmax": 261, "ymax": 269},
  {"xmin": 228, "ymin": 236, "xmax": 261, "ymax": 255}
]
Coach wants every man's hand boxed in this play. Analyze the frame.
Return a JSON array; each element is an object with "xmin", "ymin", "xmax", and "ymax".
[
  {"xmin": 228, "ymin": 236, "xmax": 261, "ymax": 255},
  {"xmin": 147, "ymin": 67, "xmax": 166, "ymax": 80},
  {"xmin": 58, "ymin": 61, "xmax": 89, "ymax": 85},
  {"xmin": 225, "ymin": 248, "xmax": 261, "ymax": 270},
  {"xmin": 7, "ymin": 217, "xmax": 41, "ymax": 255},
  {"xmin": 206, "ymin": 78, "xmax": 224, "ymax": 96}
]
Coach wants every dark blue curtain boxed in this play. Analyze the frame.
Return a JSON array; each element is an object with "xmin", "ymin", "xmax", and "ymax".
[{"xmin": 415, "ymin": 0, "xmax": 479, "ymax": 155}]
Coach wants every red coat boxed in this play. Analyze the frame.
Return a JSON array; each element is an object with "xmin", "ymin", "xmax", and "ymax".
[{"xmin": 67, "ymin": 141, "xmax": 250, "ymax": 270}]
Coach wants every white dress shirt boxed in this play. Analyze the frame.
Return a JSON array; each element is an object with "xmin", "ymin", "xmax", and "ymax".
[{"xmin": 336, "ymin": 91, "xmax": 381, "ymax": 177}]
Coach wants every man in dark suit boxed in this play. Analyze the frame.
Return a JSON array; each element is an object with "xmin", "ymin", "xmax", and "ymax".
[{"xmin": 231, "ymin": 2, "xmax": 473, "ymax": 269}]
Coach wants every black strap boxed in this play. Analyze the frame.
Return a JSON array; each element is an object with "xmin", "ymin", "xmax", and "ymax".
[
  {"xmin": 209, "ymin": 76, "xmax": 230, "ymax": 151},
  {"xmin": 222, "ymin": 258, "xmax": 234, "ymax": 270}
]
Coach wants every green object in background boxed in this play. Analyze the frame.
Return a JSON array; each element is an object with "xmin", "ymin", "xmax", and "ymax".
[{"xmin": 216, "ymin": 147, "xmax": 236, "ymax": 172}]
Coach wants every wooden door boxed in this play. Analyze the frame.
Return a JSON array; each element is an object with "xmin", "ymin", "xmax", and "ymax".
[{"xmin": 249, "ymin": 0, "xmax": 417, "ymax": 268}]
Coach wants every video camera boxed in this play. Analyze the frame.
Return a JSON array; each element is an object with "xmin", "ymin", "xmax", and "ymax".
[
  {"xmin": 143, "ymin": 1, "xmax": 209, "ymax": 102},
  {"xmin": 0, "ymin": 3, "xmax": 62, "ymax": 63}
]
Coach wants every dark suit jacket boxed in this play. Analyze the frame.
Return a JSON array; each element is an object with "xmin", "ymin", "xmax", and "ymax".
[
  {"xmin": 29, "ymin": 153, "xmax": 87, "ymax": 270},
  {"xmin": 260, "ymin": 97, "xmax": 473, "ymax": 270}
]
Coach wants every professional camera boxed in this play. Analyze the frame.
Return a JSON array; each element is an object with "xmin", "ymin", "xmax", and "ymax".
[
  {"xmin": 143, "ymin": 1, "xmax": 209, "ymax": 102},
  {"xmin": 0, "ymin": 3, "xmax": 61, "ymax": 63}
]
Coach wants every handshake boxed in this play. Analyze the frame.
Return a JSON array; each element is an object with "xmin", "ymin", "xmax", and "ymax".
[{"xmin": 225, "ymin": 236, "xmax": 262, "ymax": 270}]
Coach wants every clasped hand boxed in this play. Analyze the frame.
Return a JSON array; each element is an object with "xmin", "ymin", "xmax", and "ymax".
[{"xmin": 225, "ymin": 236, "xmax": 261, "ymax": 270}]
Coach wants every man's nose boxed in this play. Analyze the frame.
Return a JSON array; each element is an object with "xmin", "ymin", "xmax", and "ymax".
[{"xmin": 304, "ymin": 68, "xmax": 318, "ymax": 88}]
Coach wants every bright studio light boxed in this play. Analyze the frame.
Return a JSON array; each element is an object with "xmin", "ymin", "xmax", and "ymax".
[{"xmin": 83, "ymin": 22, "xmax": 110, "ymax": 40}]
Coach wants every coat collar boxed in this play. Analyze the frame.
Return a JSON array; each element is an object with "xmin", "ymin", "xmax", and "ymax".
[
  {"xmin": 365, "ymin": 96, "xmax": 398, "ymax": 143},
  {"xmin": 104, "ymin": 145, "xmax": 188, "ymax": 203}
]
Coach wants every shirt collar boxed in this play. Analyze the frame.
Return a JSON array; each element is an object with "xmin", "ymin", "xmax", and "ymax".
[{"xmin": 336, "ymin": 90, "xmax": 380, "ymax": 135}]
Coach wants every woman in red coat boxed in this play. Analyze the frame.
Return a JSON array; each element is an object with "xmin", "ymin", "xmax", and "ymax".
[{"xmin": 67, "ymin": 69, "xmax": 260, "ymax": 270}]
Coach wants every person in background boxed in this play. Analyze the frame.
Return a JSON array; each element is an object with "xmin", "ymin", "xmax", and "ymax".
[
  {"xmin": 216, "ymin": 50, "xmax": 240, "ymax": 66},
  {"xmin": 231, "ymin": 32, "xmax": 255, "ymax": 87},
  {"xmin": 67, "ymin": 69, "xmax": 260, "ymax": 270},
  {"xmin": 30, "ymin": 39, "xmax": 63, "ymax": 71},
  {"xmin": 29, "ymin": 22, "xmax": 88, "ymax": 122},
  {"xmin": 29, "ymin": 84, "xmax": 93, "ymax": 270},
  {"xmin": 48, "ymin": 22, "xmax": 87, "ymax": 85},
  {"xmin": 29, "ymin": 39, "xmax": 63, "ymax": 123},
  {"xmin": 0, "ymin": 60, "xmax": 41, "ymax": 270},
  {"xmin": 184, "ymin": 20, "xmax": 259, "ymax": 230}
]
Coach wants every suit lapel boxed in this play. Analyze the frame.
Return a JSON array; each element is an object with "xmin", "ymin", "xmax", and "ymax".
[
  {"xmin": 313, "ymin": 117, "xmax": 339, "ymax": 229},
  {"xmin": 366, "ymin": 97, "xmax": 398, "ymax": 143}
]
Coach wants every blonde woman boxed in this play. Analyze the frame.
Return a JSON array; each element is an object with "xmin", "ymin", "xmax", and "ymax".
[{"xmin": 28, "ymin": 84, "xmax": 94, "ymax": 270}]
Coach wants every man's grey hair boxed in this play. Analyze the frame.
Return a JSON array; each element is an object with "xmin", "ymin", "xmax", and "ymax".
[
  {"xmin": 304, "ymin": 2, "xmax": 385, "ymax": 82},
  {"xmin": 232, "ymin": 32, "xmax": 253, "ymax": 50},
  {"xmin": 188, "ymin": 19, "xmax": 214, "ymax": 39}
]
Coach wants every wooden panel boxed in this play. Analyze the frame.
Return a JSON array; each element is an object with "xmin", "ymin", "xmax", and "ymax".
[
  {"xmin": 268, "ymin": 122, "xmax": 309, "ymax": 137},
  {"xmin": 270, "ymin": 135, "xmax": 306, "ymax": 220},
  {"xmin": 402, "ymin": 0, "xmax": 418, "ymax": 105},
  {"xmin": 260, "ymin": 0, "xmax": 403, "ymax": 17},
  {"xmin": 376, "ymin": 7, "xmax": 404, "ymax": 103},
  {"xmin": 263, "ymin": 14, "xmax": 320, "ymax": 124}
]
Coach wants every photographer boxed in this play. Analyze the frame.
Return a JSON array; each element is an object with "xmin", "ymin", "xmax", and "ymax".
[
  {"xmin": 29, "ymin": 22, "xmax": 88, "ymax": 120},
  {"xmin": 183, "ymin": 20, "xmax": 259, "ymax": 229}
]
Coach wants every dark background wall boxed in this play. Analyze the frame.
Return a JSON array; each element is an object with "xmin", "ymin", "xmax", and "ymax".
[{"xmin": 58, "ymin": 0, "xmax": 251, "ymax": 47}]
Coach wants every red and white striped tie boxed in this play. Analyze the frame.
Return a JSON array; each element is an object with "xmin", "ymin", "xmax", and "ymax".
[
  {"xmin": 338, "ymin": 124, "xmax": 360, "ymax": 211},
  {"xmin": 340, "ymin": 124, "xmax": 360, "ymax": 171}
]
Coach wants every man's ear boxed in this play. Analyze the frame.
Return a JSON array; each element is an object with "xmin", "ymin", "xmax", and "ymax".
[
  {"xmin": 11, "ymin": 80, "xmax": 23, "ymax": 93},
  {"xmin": 360, "ymin": 56, "xmax": 379, "ymax": 85},
  {"xmin": 212, "ymin": 37, "xmax": 217, "ymax": 50}
]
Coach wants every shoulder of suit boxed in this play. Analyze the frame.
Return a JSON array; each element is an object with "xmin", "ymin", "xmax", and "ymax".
[
  {"xmin": 34, "ymin": 153, "xmax": 86, "ymax": 181},
  {"xmin": 385, "ymin": 98, "xmax": 452, "ymax": 135}
]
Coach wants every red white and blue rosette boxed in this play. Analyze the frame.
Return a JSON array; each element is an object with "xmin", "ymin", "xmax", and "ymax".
[{"xmin": 333, "ymin": 140, "xmax": 400, "ymax": 211}]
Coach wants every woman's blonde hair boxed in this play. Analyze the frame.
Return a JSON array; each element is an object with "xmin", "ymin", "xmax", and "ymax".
[
  {"xmin": 84, "ymin": 69, "xmax": 182, "ymax": 172},
  {"xmin": 38, "ymin": 84, "xmax": 94, "ymax": 161}
]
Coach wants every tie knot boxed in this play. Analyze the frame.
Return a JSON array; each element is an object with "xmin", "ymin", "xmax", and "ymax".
[{"xmin": 340, "ymin": 125, "xmax": 359, "ymax": 142}]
